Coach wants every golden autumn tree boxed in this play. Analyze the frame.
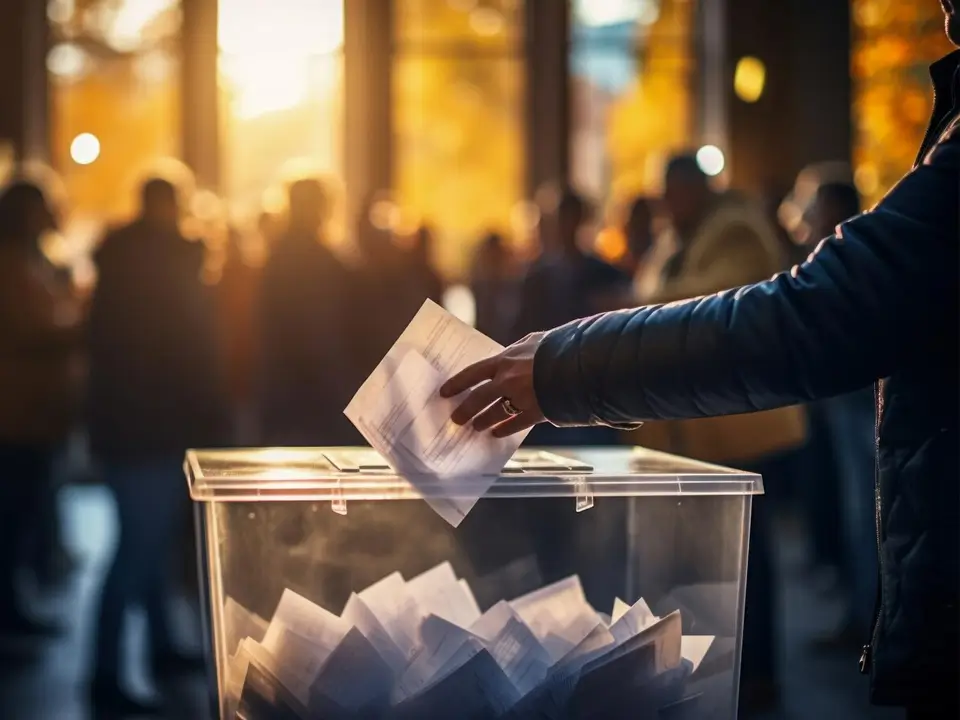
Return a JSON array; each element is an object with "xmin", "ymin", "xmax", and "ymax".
[
  {"xmin": 852, "ymin": 0, "xmax": 953, "ymax": 205},
  {"xmin": 605, "ymin": 0, "xmax": 694, "ymax": 203},
  {"xmin": 49, "ymin": 0, "xmax": 182, "ymax": 223},
  {"xmin": 392, "ymin": 0, "xmax": 525, "ymax": 276}
]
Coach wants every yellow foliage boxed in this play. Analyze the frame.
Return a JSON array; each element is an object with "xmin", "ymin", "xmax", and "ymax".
[
  {"xmin": 597, "ymin": 0, "xmax": 694, "ymax": 207},
  {"xmin": 852, "ymin": 0, "xmax": 954, "ymax": 205},
  {"xmin": 392, "ymin": 1, "xmax": 524, "ymax": 277},
  {"xmin": 52, "ymin": 63, "xmax": 180, "ymax": 224}
]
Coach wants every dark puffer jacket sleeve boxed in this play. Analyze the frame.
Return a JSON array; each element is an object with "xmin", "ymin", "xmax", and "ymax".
[{"xmin": 533, "ymin": 124, "xmax": 959, "ymax": 428}]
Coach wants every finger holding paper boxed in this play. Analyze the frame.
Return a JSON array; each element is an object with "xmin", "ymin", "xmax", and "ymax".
[
  {"xmin": 441, "ymin": 332, "xmax": 547, "ymax": 437},
  {"xmin": 344, "ymin": 300, "xmax": 537, "ymax": 526}
]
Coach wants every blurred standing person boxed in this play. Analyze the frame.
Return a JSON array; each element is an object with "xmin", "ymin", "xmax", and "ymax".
[
  {"xmin": 784, "ymin": 174, "xmax": 877, "ymax": 650},
  {"xmin": 257, "ymin": 209, "xmax": 282, "ymax": 251},
  {"xmin": 622, "ymin": 195, "xmax": 655, "ymax": 278},
  {"xmin": 217, "ymin": 227, "xmax": 261, "ymax": 444},
  {"xmin": 351, "ymin": 197, "xmax": 421, "ymax": 379},
  {"xmin": 633, "ymin": 154, "xmax": 808, "ymax": 713},
  {"xmin": 408, "ymin": 224, "xmax": 444, "ymax": 306},
  {"xmin": 513, "ymin": 185, "xmax": 630, "ymax": 447},
  {"xmin": 87, "ymin": 178, "xmax": 228, "ymax": 715},
  {"xmin": 469, "ymin": 230, "xmax": 517, "ymax": 346},
  {"xmin": 0, "ymin": 182, "xmax": 84, "ymax": 637},
  {"xmin": 258, "ymin": 178, "xmax": 358, "ymax": 445},
  {"xmin": 510, "ymin": 185, "xmax": 632, "ymax": 609},
  {"xmin": 512, "ymin": 185, "xmax": 632, "ymax": 346}
]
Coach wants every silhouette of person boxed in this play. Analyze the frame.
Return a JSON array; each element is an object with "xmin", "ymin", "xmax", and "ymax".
[{"xmin": 87, "ymin": 177, "xmax": 228, "ymax": 715}]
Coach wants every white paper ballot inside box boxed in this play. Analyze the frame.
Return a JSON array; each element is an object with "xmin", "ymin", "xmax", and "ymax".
[
  {"xmin": 225, "ymin": 564, "xmax": 717, "ymax": 719},
  {"xmin": 344, "ymin": 300, "xmax": 532, "ymax": 526}
]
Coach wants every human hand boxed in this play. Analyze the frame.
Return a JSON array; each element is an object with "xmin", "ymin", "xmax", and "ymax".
[{"xmin": 440, "ymin": 332, "xmax": 547, "ymax": 437}]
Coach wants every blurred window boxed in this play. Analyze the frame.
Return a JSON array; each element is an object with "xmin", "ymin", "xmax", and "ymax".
[
  {"xmin": 392, "ymin": 0, "xmax": 525, "ymax": 277},
  {"xmin": 48, "ymin": 0, "xmax": 182, "ymax": 224},
  {"xmin": 569, "ymin": 0, "xmax": 694, "ymax": 213},
  {"xmin": 851, "ymin": 0, "xmax": 953, "ymax": 205},
  {"xmin": 218, "ymin": 0, "xmax": 345, "ymax": 236}
]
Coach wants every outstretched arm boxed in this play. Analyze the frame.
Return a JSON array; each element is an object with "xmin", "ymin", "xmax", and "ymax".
[
  {"xmin": 441, "ymin": 125, "xmax": 958, "ymax": 434},
  {"xmin": 534, "ymin": 127, "xmax": 958, "ymax": 426}
]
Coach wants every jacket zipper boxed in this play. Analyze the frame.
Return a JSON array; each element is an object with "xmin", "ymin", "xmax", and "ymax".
[
  {"xmin": 860, "ymin": 382, "xmax": 884, "ymax": 675},
  {"xmin": 914, "ymin": 84, "xmax": 942, "ymax": 167}
]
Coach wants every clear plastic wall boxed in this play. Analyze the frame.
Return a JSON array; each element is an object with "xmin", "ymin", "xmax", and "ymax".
[{"xmin": 187, "ymin": 447, "xmax": 760, "ymax": 720}]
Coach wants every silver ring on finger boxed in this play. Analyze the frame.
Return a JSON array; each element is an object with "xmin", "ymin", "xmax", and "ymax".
[{"xmin": 500, "ymin": 397, "xmax": 522, "ymax": 417}]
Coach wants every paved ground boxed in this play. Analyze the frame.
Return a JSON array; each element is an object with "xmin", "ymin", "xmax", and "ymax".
[{"xmin": 0, "ymin": 485, "xmax": 905, "ymax": 719}]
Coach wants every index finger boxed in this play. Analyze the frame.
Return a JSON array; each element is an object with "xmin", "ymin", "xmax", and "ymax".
[{"xmin": 440, "ymin": 356, "xmax": 498, "ymax": 397}]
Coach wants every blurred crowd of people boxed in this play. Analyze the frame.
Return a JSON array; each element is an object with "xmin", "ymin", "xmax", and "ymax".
[{"xmin": 0, "ymin": 152, "xmax": 875, "ymax": 717}]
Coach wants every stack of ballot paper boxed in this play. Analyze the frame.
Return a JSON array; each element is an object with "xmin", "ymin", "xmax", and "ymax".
[{"xmin": 223, "ymin": 562, "xmax": 717, "ymax": 719}]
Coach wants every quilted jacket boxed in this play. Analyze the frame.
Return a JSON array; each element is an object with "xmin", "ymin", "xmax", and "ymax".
[{"xmin": 532, "ymin": 51, "xmax": 960, "ymax": 708}]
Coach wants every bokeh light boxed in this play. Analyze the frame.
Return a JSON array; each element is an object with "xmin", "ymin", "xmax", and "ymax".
[
  {"xmin": 70, "ymin": 133, "xmax": 101, "ymax": 165},
  {"xmin": 696, "ymin": 145, "xmax": 725, "ymax": 176},
  {"xmin": 47, "ymin": 43, "xmax": 89, "ymax": 80},
  {"xmin": 734, "ymin": 56, "xmax": 766, "ymax": 103},
  {"xmin": 219, "ymin": 0, "xmax": 343, "ymax": 119}
]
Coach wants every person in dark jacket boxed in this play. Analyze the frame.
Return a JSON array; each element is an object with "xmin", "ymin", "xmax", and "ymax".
[
  {"xmin": 257, "ymin": 177, "xmax": 359, "ymax": 445},
  {"xmin": 469, "ymin": 230, "xmax": 518, "ymax": 346},
  {"xmin": 88, "ymin": 177, "xmax": 228, "ymax": 716},
  {"xmin": 622, "ymin": 195, "xmax": 655, "ymax": 278},
  {"xmin": 512, "ymin": 185, "xmax": 631, "ymax": 447},
  {"xmin": 441, "ymin": 9, "xmax": 960, "ymax": 717},
  {"xmin": 407, "ymin": 223, "xmax": 445, "ymax": 307},
  {"xmin": 0, "ymin": 181, "xmax": 84, "ymax": 638}
]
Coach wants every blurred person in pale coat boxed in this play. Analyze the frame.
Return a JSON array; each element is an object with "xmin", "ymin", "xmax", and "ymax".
[{"xmin": 0, "ymin": 181, "xmax": 84, "ymax": 638}]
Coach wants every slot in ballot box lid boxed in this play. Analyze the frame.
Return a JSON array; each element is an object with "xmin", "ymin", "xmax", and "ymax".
[{"xmin": 185, "ymin": 447, "xmax": 762, "ymax": 502}]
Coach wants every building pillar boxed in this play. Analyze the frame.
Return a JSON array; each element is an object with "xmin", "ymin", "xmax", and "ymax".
[
  {"xmin": 344, "ymin": 0, "xmax": 393, "ymax": 231},
  {"xmin": 702, "ymin": 0, "xmax": 852, "ymax": 194},
  {"xmin": 787, "ymin": 0, "xmax": 852, "ymax": 171},
  {"xmin": 694, "ymin": 0, "xmax": 727, "ymax": 153},
  {"xmin": 0, "ymin": 0, "xmax": 49, "ymax": 164},
  {"xmin": 525, "ymin": 0, "xmax": 570, "ymax": 197},
  {"xmin": 180, "ymin": 0, "xmax": 220, "ymax": 190}
]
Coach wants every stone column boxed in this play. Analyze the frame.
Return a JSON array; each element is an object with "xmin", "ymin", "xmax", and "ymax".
[
  {"xmin": 180, "ymin": 0, "xmax": 220, "ymax": 190},
  {"xmin": 344, "ymin": 0, "xmax": 393, "ymax": 233},
  {"xmin": 0, "ymin": 0, "xmax": 49, "ymax": 163},
  {"xmin": 524, "ymin": 0, "xmax": 570, "ymax": 197}
]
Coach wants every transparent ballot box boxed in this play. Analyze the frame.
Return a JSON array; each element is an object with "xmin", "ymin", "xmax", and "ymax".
[{"xmin": 186, "ymin": 446, "xmax": 762, "ymax": 720}]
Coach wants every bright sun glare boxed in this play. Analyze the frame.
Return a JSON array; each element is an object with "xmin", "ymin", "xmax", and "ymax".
[{"xmin": 218, "ymin": 0, "xmax": 344, "ymax": 119}]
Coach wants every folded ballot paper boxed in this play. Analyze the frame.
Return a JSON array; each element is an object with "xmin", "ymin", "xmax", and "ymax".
[
  {"xmin": 344, "ymin": 300, "xmax": 533, "ymax": 527},
  {"xmin": 225, "ymin": 562, "xmax": 715, "ymax": 719}
]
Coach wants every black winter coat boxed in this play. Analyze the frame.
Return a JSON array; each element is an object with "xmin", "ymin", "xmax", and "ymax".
[
  {"xmin": 88, "ymin": 221, "xmax": 229, "ymax": 461},
  {"xmin": 532, "ymin": 51, "xmax": 960, "ymax": 709}
]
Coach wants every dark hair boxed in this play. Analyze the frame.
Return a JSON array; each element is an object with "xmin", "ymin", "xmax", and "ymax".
[
  {"xmin": 289, "ymin": 177, "xmax": 326, "ymax": 205},
  {"xmin": 0, "ymin": 181, "xmax": 48, "ymax": 239},
  {"xmin": 141, "ymin": 177, "xmax": 177, "ymax": 207},
  {"xmin": 626, "ymin": 195, "xmax": 653, "ymax": 224},
  {"xmin": 556, "ymin": 186, "xmax": 582, "ymax": 211},
  {"xmin": 482, "ymin": 230, "xmax": 504, "ymax": 249},
  {"xmin": 665, "ymin": 153, "xmax": 708, "ymax": 186},
  {"xmin": 816, "ymin": 182, "xmax": 861, "ymax": 221}
]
